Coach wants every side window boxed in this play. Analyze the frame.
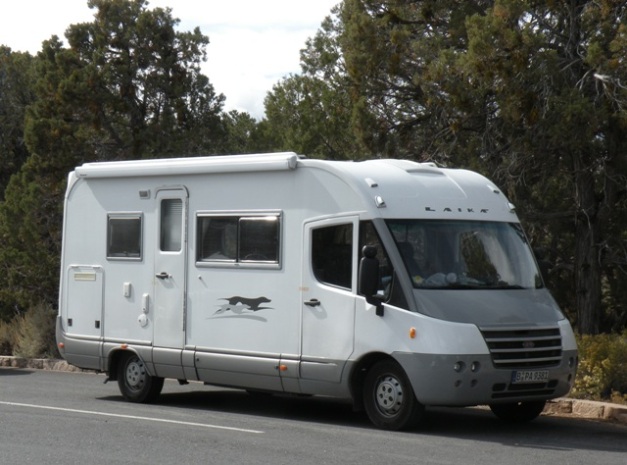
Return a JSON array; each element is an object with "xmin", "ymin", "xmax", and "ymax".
[
  {"xmin": 198, "ymin": 217, "xmax": 238, "ymax": 261},
  {"xmin": 107, "ymin": 214, "xmax": 142, "ymax": 259},
  {"xmin": 161, "ymin": 199, "xmax": 183, "ymax": 252},
  {"xmin": 359, "ymin": 221, "xmax": 390, "ymax": 270},
  {"xmin": 239, "ymin": 216, "xmax": 280, "ymax": 262},
  {"xmin": 312, "ymin": 223, "xmax": 353, "ymax": 289},
  {"xmin": 359, "ymin": 221, "xmax": 408, "ymax": 310},
  {"xmin": 196, "ymin": 213, "xmax": 281, "ymax": 266}
]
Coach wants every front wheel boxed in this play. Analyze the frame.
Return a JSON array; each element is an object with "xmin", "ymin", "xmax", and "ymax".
[
  {"xmin": 489, "ymin": 400, "xmax": 546, "ymax": 423},
  {"xmin": 363, "ymin": 360, "xmax": 425, "ymax": 430},
  {"xmin": 117, "ymin": 353, "xmax": 164, "ymax": 403}
]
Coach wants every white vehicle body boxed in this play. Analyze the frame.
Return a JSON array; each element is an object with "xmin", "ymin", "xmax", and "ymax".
[{"xmin": 57, "ymin": 152, "xmax": 578, "ymax": 429}]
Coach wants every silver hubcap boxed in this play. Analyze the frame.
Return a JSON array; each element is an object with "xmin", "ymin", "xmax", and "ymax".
[
  {"xmin": 125, "ymin": 359, "xmax": 146, "ymax": 391},
  {"xmin": 375, "ymin": 375, "xmax": 403, "ymax": 416}
]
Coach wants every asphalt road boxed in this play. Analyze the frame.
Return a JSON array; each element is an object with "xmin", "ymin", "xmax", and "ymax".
[{"xmin": 1, "ymin": 367, "xmax": 625, "ymax": 465}]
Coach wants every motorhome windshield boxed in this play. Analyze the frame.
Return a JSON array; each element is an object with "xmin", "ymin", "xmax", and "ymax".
[{"xmin": 387, "ymin": 220, "xmax": 542, "ymax": 290}]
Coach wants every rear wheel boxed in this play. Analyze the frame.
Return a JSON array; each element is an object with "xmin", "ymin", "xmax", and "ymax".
[
  {"xmin": 117, "ymin": 353, "xmax": 164, "ymax": 403},
  {"xmin": 363, "ymin": 360, "xmax": 425, "ymax": 430},
  {"xmin": 489, "ymin": 400, "xmax": 546, "ymax": 423}
]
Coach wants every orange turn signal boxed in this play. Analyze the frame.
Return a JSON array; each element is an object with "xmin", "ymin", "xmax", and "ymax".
[{"xmin": 409, "ymin": 327, "xmax": 417, "ymax": 339}]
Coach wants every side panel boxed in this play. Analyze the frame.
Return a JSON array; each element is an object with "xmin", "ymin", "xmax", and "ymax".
[
  {"xmin": 300, "ymin": 216, "xmax": 358, "ymax": 391},
  {"xmin": 151, "ymin": 188, "xmax": 189, "ymax": 379},
  {"xmin": 59, "ymin": 177, "xmax": 157, "ymax": 371},
  {"xmin": 185, "ymin": 170, "xmax": 307, "ymax": 392},
  {"xmin": 60, "ymin": 163, "xmax": 368, "ymax": 392},
  {"xmin": 188, "ymin": 262, "xmax": 292, "ymax": 391},
  {"xmin": 60, "ymin": 266, "xmax": 104, "ymax": 369},
  {"xmin": 183, "ymin": 170, "xmax": 364, "ymax": 394},
  {"xmin": 65, "ymin": 266, "xmax": 104, "ymax": 338},
  {"xmin": 153, "ymin": 188, "xmax": 188, "ymax": 349}
]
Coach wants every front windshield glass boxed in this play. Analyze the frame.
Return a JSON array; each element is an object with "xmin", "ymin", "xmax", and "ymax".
[{"xmin": 386, "ymin": 220, "xmax": 542, "ymax": 289}]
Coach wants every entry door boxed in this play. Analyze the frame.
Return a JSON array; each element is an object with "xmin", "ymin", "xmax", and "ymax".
[
  {"xmin": 153, "ymin": 188, "xmax": 188, "ymax": 349},
  {"xmin": 301, "ymin": 217, "xmax": 358, "ymax": 383}
]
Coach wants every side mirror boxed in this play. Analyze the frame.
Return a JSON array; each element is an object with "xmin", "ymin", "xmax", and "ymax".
[{"xmin": 359, "ymin": 245, "xmax": 384, "ymax": 317}]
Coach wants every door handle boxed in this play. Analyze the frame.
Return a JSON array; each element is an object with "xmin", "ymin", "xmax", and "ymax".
[
  {"xmin": 156, "ymin": 272, "xmax": 170, "ymax": 279},
  {"xmin": 304, "ymin": 299, "xmax": 321, "ymax": 307}
]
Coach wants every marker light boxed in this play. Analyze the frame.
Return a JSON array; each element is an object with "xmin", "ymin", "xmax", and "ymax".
[
  {"xmin": 58, "ymin": 342, "xmax": 65, "ymax": 349},
  {"xmin": 409, "ymin": 327, "xmax": 417, "ymax": 339}
]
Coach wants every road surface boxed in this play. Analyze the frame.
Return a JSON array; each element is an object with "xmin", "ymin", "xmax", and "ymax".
[{"xmin": 1, "ymin": 367, "xmax": 625, "ymax": 465}]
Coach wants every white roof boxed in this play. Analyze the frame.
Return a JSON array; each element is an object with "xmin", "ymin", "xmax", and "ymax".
[
  {"xmin": 72, "ymin": 152, "xmax": 517, "ymax": 222},
  {"xmin": 300, "ymin": 157, "xmax": 517, "ymax": 221}
]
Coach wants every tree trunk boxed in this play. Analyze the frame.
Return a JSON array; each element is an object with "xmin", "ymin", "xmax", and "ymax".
[{"xmin": 573, "ymin": 159, "xmax": 601, "ymax": 334}]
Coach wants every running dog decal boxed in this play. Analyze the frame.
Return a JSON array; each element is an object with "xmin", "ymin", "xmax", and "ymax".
[{"xmin": 214, "ymin": 296, "xmax": 272, "ymax": 316}]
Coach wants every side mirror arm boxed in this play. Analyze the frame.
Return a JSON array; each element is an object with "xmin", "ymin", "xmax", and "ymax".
[{"xmin": 365, "ymin": 294, "xmax": 385, "ymax": 317}]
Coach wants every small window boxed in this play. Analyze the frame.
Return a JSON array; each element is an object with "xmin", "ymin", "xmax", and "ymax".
[
  {"xmin": 312, "ymin": 223, "xmax": 353, "ymax": 289},
  {"xmin": 161, "ymin": 199, "xmax": 183, "ymax": 252},
  {"xmin": 197, "ymin": 213, "xmax": 281, "ymax": 266},
  {"xmin": 107, "ymin": 214, "xmax": 142, "ymax": 259}
]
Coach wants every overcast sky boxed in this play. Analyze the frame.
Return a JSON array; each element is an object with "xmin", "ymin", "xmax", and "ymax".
[{"xmin": 0, "ymin": 0, "xmax": 339, "ymax": 119}]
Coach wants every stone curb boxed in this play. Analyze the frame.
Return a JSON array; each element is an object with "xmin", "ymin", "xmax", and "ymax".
[
  {"xmin": 0, "ymin": 356, "xmax": 91, "ymax": 373},
  {"xmin": 2, "ymin": 356, "xmax": 626, "ymax": 425},
  {"xmin": 544, "ymin": 398, "xmax": 627, "ymax": 425}
]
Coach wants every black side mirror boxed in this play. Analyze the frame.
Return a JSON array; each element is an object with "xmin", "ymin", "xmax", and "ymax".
[{"xmin": 359, "ymin": 245, "xmax": 384, "ymax": 316}]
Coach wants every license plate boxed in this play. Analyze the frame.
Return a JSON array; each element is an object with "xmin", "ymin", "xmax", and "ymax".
[{"xmin": 511, "ymin": 370, "xmax": 549, "ymax": 384}]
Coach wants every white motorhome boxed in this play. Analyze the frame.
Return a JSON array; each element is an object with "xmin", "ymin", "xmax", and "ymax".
[{"xmin": 57, "ymin": 152, "xmax": 578, "ymax": 430}]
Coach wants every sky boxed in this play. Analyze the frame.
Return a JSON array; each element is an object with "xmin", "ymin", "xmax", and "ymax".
[{"xmin": 0, "ymin": 0, "xmax": 339, "ymax": 119}]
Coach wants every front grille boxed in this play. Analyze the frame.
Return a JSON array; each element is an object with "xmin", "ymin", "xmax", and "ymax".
[{"xmin": 480, "ymin": 326, "xmax": 562, "ymax": 369}]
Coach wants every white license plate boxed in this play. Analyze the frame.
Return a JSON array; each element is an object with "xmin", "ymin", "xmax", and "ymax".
[{"xmin": 511, "ymin": 370, "xmax": 549, "ymax": 384}]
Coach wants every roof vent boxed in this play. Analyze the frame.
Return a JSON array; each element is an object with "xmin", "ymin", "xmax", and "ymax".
[{"xmin": 365, "ymin": 177, "xmax": 378, "ymax": 188}]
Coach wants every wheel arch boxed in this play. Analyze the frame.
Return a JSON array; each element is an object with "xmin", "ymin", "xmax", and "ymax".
[
  {"xmin": 106, "ymin": 348, "xmax": 143, "ymax": 381},
  {"xmin": 349, "ymin": 352, "xmax": 398, "ymax": 411}
]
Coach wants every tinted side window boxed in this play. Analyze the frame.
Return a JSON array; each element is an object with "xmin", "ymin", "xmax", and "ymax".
[
  {"xmin": 107, "ymin": 214, "xmax": 142, "ymax": 259},
  {"xmin": 312, "ymin": 223, "xmax": 353, "ymax": 289},
  {"xmin": 196, "ymin": 213, "xmax": 281, "ymax": 266},
  {"xmin": 197, "ymin": 217, "xmax": 238, "ymax": 261},
  {"xmin": 240, "ymin": 216, "xmax": 280, "ymax": 262}
]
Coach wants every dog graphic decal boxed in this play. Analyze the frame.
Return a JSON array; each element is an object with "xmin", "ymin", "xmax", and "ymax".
[{"xmin": 214, "ymin": 296, "xmax": 272, "ymax": 315}]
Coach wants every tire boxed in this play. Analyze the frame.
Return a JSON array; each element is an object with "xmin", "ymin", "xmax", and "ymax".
[
  {"xmin": 489, "ymin": 400, "xmax": 546, "ymax": 423},
  {"xmin": 363, "ymin": 360, "xmax": 425, "ymax": 430},
  {"xmin": 117, "ymin": 353, "xmax": 164, "ymax": 403}
]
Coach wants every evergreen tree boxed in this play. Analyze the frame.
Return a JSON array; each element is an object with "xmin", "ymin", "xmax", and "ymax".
[
  {"xmin": 340, "ymin": 0, "xmax": 627, "ymax": 333},
  {"xmin": 0, "ymin": 47, "xmax": 36, "ymax": 200},
  {"xmin": 341, "ymin": 0, "xmax": 491, "ymax": 159},
  {"xmin": 219, "ymin": 110, "xmax": 271, "ymax": 155},
  {"xmin": 459, "ymin": 0, "xmax": 627, "ymax": 334},
  {"xmin": 0, "ymin": 0, "xmax": 225, "ymax": 317},
  {"xmin": 263, "ymin": 7, "xmax": 359, "ymax": 160}
]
